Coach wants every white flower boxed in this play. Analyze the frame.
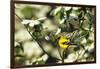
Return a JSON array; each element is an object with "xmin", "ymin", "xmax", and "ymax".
[
  {"xmin": 70, "ymin": 13, "xmax": 77, "ymax": 18},
  {"xmin": 21, "ymin": 17, "xmax": 46, "ymax": 27},
  {"xmin": 81, "ymin": 38, "xmax": 87, "ymax": 44},
  {"xmin": 54, "ymin": 7, "xmax": 62, "ymax": 15},
  {"xmin": 55, "ymin": 28, "xmax": 61, "ymax": 35},
  {"xmin": 29, "ymin": 20, "xmax": 40, "ymax": 27},
  {"xmin": 60, "ymin": 19, "xmax": 65, "ymax": 24},
  {"xmin": 45, "ymin": 36, "xmax": 50, "ymax": 40},
  {"xmin": 40, "ymin": 54, "xmax": 48, "ymax": 61},
  {"xmin": 15, "ymin": 41, "xmax": 20, "ymax": 46},
  {"xmin": 21, "ymin": 19, "xmax": 40, "ymax": 27},
  {"xmin": 21, "ymin": 20, "xmax": 32, "ymax": 24},
  {"xmin": 64, "ymin": 7, "xmax": 71, "ymax": 11}
]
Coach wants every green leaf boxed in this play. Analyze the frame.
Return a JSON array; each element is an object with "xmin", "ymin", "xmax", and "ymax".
[
  {"xmin": 15, "ymin": 54, "xmax": 24, "ymax": 57},
  {"xmin": 55, "ymin": 7, "xmax": 65, "ymax": 24},
  {"xmin": 82, "ymin": 7, "xmax": 87, "ymax": 14},
  {"xmin": 37, "ymin": 59, "xmax": 45, "ymax": 64},
  {"xmin": 32, "ymin": 61, "xmax": 37, "ymax": 64},
  {"xmin": 15, "ymin": 42, "xmax": 24, "ymax": 54},
  {"xmin": 15, "ymin": 46, "xmax": 21, "ymax": 54},
  {"xmin": 28, "ymin": 25, "xmax": 33, "ymax": 32},
  {"xmin": 84, "ymin": 32, "xmax": 89, "ymax": 39},
  {"xmin": 34, "ymin": 24, "xmax": 43, "ymax": 32},
  {"xmin": 19, "ymin": 42, "xmax": 24, "ymax": 52},
  {"xmin": 66, "ymin": 8, "xmax": 72, "ymax": 18},
  {"xmin": 75, "ymin": 8, "xmax": 82, "ymax": 12},
  {"xmin": 45, "ymin": 56, "xmax": 58, "ymax": 64},
  {"xmin": 86, "ymin": 39, "xmax": 93, "ymax": 45},
  {"xmin": 54, "ymin": 7, "xmax": 62, "ymax": 15},
  {"xmin": 78, "ymin": 12, "xmax": 82, "ymax": 19},
  {"xmin": 81, "ymin": 30, "xmax": 89, "ymax": 39},
  {"xmin": 74, "ymin": 46, "xmax": 80, "ymax": 51}
]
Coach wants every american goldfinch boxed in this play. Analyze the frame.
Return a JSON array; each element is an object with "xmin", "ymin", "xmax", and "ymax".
[
  {"xmin": 57, "ymin": 36, "xmax": 85, "ymax": 49},
  {"xmin": 56, "ymin": 31, "xmax": 85, "ymax": 49}
]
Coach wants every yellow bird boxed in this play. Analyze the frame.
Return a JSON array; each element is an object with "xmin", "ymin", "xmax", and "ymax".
[
  {"xmin": 56, "ymin": 32, "xmax": 83, "ymax": 49},
  {"xmin": 58, "ymin": 36, "xmax": 85, "ymax": 49},
  {"xmin": 58, "ymin": 36, "xmax": 70, "ymax": 49}
]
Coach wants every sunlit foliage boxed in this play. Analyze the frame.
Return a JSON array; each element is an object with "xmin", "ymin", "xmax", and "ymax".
[{"xmin": 14, "ymin": 4, "xmax": 95, "ymax": 65}]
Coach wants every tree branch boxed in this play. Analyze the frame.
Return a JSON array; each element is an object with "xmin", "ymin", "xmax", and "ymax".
[{"xmin": 15, "ymin": 13, "xmax": 60, "ymax": 61}]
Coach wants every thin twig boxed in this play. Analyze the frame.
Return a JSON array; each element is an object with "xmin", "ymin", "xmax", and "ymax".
[
  {"xmin": 15, "ymin": 13, "xmax": 23, "ymax": 21},
  {"xmin": 62, "ymin": 49, "xmax": 64, "ymax": 63},
  {"xmin": 57, "ymin": 48, "xmax": 65, "ymax": 63},
  {"xmin": 15, "ymin": 14, "xmax": 49, "ymax": 56},
  {"xmin": 57, "ymin": 48, "xmax": 62, "ymax": 60},
  {"xmin": 70, "ymin": 31, "xmax": 76, "ymax": 41}
]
